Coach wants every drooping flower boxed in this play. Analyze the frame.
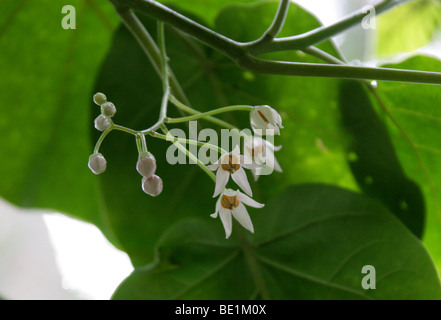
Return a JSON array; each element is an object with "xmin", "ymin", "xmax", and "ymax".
[
  {"xmin": 244, "ymin": 136, "xmax": 282, "ymax": 181},
  {"xmin": 211, "ymin": 189, "xmax": 264, "ymax": 239},
  {"xmin": 208, "ymin": 145, "xmax": 255, "ymax": 197},
  {"xmin": 142, "ymin": 174, "xmax": 163, "ymax": 197},
  {"xmin": 88, "ymin": 153, "xmax": 107, "ymax": 175},
  {"xmin": 250, "ymin": 105, "xmax": 283, "ymax": 135}
]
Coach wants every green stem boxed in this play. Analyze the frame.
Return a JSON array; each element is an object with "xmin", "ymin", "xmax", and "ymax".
[
  {"xmin": 110, "ymin": 2, "xmax": 190, "ymax": 105},
  {"xmin": 160, "ymin": 125, "xmax": 217, "ymax": 182},
  {"xmin": 238, "ymin": 55, "xmax": 441, "ymax": 85},
  {"xmin": 111, "ymin": 0, "xmax": 246, "ymax": 62},
  {"xmin": 148, "ymin": 131, "xmax": 227, "ymax": 155},
  {"xmin": 252, "ymin": 0, "xmax": 290, "ymax": 45},
  {"xmin": 113, "ymin": 124, "xmax": 138, "ymax": 135},
  {"xmin": 114, "ymin": 0, "xmax": 441, "ymax": 85},
  {"xmin": 248, "ymin": 0, "xmax": 411, "ymax": 54},
  {"xmin": 169, "ymin": 95, "xmax": 237, "ymax": 130},
  {"xmin": 165, "ymin": 105, "xmax": 253, "ymax": 123},
  {"xmin": 93, "ymin": 127, "xmax": 113, "ymax": 154}
]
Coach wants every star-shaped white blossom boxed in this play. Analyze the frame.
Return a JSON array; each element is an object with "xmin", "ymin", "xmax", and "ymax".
[
  {"xmin": 208, "ymin": 145, "xmax": 257, "ymax": 197},
  {"xmin": 211, "ymin": 189, "xmax": 264, "ymax": 238}
]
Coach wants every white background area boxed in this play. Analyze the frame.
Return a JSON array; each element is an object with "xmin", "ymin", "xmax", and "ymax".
[{"xmin": 0, "ymin": 0, "xmax": 440, "ymax": 300}]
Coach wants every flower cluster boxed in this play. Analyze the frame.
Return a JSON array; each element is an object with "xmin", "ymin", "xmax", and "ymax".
[
  {"xmin": 209, "ymin": 105, "xmax": 283, "ymax": 238},
  {"xmin": 88, "ymin": 91, "xmax": 283, "ymax": 239}
]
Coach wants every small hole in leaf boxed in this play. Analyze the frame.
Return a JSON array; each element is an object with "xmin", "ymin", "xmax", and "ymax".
[
  {"xmin": 348, "ymin": 152, "xmax": 358, "ymax": 162},
  {"xmin": 399, "ymin": 200, "xmax": 408, "ymax": 210},
  {"xmin": 242, "ymin": 71, "xmax": 255, "ymax": 81}
]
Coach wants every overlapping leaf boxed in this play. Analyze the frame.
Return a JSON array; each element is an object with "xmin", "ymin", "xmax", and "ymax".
[
  {"xmin": 339, "ymin": 81, "xmax": 425, "ymax": 237},
  {"xmin": 377, "ymin": 0, "xmax": 441, "ymax": 56},
  {"xmin": 373, "ymin": 55, "xmax": 441, "ymax": 269}
]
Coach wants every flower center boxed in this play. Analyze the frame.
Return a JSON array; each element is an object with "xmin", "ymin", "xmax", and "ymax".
[
  {"xmin": 221, "ymin": 195, "xmax": 240, "ymax": 209},
  {"xmin": 221, "ymin": 155, "xmax": 240, "ymax": 173}
]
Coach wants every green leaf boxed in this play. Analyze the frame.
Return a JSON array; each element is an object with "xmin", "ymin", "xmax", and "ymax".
[
  {"xmin": 93, "ymin": 2, "xmax": 357, "ymax": 265},
  {"xmin": 155, "ymin": 0, "xmax": 260, "ymax": 25},
  {"xmin": 338, "ymin": 81, "xmax": 425, "ymax": 237},
  {"xmin": 0, "ymin": 1, "xmax": 119, "ymax": 234},
  {"xmin": 377, "ymin": 0, "xmax": 441, "ymax": 56},
  {"xmin": 112, "ymin": 185, "xmax": 441, "ymax": 300},
  {"xmin": 374, "ymin": 55, "xmax": 441, "ymax": 270}
]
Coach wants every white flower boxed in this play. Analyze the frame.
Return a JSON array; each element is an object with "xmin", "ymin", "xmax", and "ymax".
[
  {"xmin": 208, "ymin": 145, "xmax": 256, "ymax": 197},
  {"xmin": 244, "ymin": 136, "xmax": 282, "ymax": 181},
  {"xmin": 250, "ymin": 105, "xmax": 283, "ymax": 135},
  {"xmin": 211, "ymin": 189, "xmax": 264, "ymax": 239}
]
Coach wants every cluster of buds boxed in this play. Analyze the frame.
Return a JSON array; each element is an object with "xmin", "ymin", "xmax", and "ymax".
[
  {"xmin": 88, "ymin": 93, "xmax": 116, "ymax": 175},
  {"xmin": 88, "ymin": 93, "xmax": 163, "ymax": 197},
  {"xmin": 137, "ymin": 152, "xmax": 163, "ymax": 197},
  {"xmin": 93, "ymin": 92, "xmax": 116, "ymax": 131}
]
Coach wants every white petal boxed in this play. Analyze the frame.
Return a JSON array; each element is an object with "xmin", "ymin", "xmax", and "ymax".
[
  {"xmin": 232, "ymin": 168, "xmax": 252, "ymax": 197},
  {"xmin": 237, "ymin": 192, "xmax": 265, "ymax": 208},
  {"xmin": 222, "ymin": 188, "xmax": 238, "ymax": 197},
  {"xmin": 213, "ymin": 169, "xmax": 229, "ymax": 197},
  {"xmin": 267, "ymin": 125, "xmax": 280, "ymax": 136},
  {"xmin": 240, "ymin": 155, "xmax": 260, "ymax": 170},
  {"xmin": 231, "ymin": 145, "xmax": 240, "ymax": 155},
  {"xmin": 207, "ymin": 162, "xmax": 220, "ymax": 171},
  {"xmin": 211, "ymin": 197, "xmax": 221, "ymax": 218},
  {"xmin": 273, "ymin": 144, "xmax": 282, "ymax": 151},
  {"xmin": 219, "ymin": 208, "xmax": 233, "ymax": 239},
  {"xmin": 232, "ymin": 203, "xmax": 254, "ymax": 233}
]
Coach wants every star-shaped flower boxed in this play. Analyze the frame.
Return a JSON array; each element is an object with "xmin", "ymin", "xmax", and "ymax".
[
  {"xmin": 208, "ymin": 145, "xmax": 256, "ymax": 197},
  {"xmin": 211, "ymin": 189, "xmax": 264, "ymax": 238}
]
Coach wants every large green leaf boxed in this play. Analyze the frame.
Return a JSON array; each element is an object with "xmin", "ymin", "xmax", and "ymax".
[
  {"xmin": 112, "ymin": 185, "xmax": 441, "ymax": 300},
  {"xmin": 339, "ymin": 81, "xmax": 425, "ymax": 237},
  {"xmin": 93, "ymin": 1, "xmax": 358, "ymax": 266},
  {"xmin": 374, "ymin": 55, "xmax": 441, "ymax": 269},
  {"xmin": 0, "ymin": 0, "xmax": 118, "ymax": 234},
  {"xmin": 377, "ymin": 0, "xmax": 441, "ymax": 56}
]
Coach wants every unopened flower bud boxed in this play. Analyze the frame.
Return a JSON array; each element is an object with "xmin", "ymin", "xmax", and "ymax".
[
  {"xmin": 88, "ymin": 153, "xmax": 107, "ymax": 175},
  {"xmin": 94, "ymin": 115, "xmax": 111, "ymax": 131},
  {"xmin": 101, "ymin": 102, "xmax": 116, "ymax": 117},
  {"xmin": 142, "ymin": 175, "xmax": 163, "ymax": 197},
  {"xmin": 136, "ymin": 152, "xmax": 156, "ymax": 178},
  {"xmin": 93, "ymin": 92, "xmax": 107, "ymax": 106}
]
